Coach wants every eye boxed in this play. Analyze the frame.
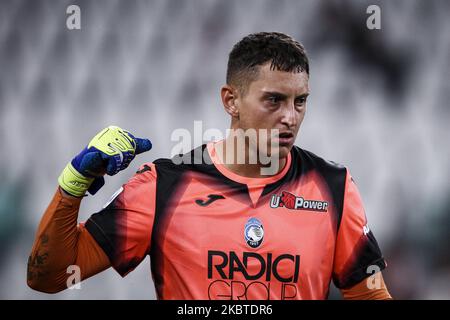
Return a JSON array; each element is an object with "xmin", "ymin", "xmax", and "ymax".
[
  {"xmin": 295, "ymin": 97, "xmax": 307, "ymax": 107},
  {"xmin": 267, "ymin": 95, "xmax": 281, "ymax": 105}
]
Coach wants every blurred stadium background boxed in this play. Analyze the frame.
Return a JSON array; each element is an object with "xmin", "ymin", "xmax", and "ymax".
[{"xmin": 0, "ymin": 0, "xmax": 449, "ymax": 299}]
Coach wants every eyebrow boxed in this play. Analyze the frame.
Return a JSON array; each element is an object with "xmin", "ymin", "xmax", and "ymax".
[{"xmin": 261, "ymin": 91, "xmax": 310, "ymax": 99}]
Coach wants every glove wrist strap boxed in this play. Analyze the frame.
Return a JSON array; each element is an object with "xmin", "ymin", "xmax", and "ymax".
[{"xmin": 58, "ymin": 163, "xmax": 94, "ymax": 197}]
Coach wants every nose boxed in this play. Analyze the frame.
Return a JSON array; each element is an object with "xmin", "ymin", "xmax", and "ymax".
[{"xmin": 280, "ymin": 103, "xmax": 296, "ymax": 128}]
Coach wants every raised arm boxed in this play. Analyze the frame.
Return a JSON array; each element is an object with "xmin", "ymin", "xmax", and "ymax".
[{"xmin": 27, "ymin": 126, "xmax": 152, "ymax": 293}]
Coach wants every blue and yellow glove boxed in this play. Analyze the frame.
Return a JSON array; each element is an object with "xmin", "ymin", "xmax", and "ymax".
[{"xmin": 58, "ymin": 126, "xmax": 152, "ymax": 197}]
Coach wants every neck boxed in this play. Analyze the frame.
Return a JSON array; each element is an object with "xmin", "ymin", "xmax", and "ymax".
[{"xmin": 214, "ymin": 137, "xmax": 287, "ymax": 179}]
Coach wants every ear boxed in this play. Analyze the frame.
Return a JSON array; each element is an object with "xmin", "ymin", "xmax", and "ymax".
[{"xmin": 221, "ymin": 85, "xmax": 240, "ymax": 118}]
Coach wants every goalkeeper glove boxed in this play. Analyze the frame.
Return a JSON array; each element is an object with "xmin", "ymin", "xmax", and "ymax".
[{"xmin": 58, "ymin": 125, "xmax": 152, "ymax": 197}]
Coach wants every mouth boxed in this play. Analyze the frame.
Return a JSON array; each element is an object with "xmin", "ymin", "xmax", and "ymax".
[{"xmin": 277, "ymin": 131, "xmax": 295, "ymax": 145}]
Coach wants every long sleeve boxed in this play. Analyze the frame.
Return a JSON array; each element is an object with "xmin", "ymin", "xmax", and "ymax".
[
  {"xmin": 341, "ymin": 273, "xmax": 392, "ymax": 300},
  {"xmin": 27, "ymin": 187, "xmax": 110, "ymax": 293},
  {"xmin": 332, "ymin": 170, "xmax": 387, "ymax": 289}
]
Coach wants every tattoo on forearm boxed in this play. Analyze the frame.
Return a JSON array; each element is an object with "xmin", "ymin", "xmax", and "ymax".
[
  {"xmin": 40, "ymin": 234, "xmax": 49, "ymax": 245},
  {"xmin": 27, "ymin": 234, "xmax": 50, "ymax": 282}
]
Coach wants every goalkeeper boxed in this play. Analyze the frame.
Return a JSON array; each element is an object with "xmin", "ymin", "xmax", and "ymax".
[{"xmin": 28, "ymin": 32, "xmax": 391, "ymax": 300}]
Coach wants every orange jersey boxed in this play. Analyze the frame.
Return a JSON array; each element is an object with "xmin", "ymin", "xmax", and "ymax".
[{"xmin": 85, "ymin": 142, "xmax": 386, "ymax": 300}]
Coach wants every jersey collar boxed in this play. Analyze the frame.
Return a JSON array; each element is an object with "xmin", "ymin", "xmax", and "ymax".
[{"xmin": 206, "ymin": 141, "xmax": 292, "ymax": 187}]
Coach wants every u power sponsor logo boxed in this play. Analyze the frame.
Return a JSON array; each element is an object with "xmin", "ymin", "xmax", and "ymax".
[
  {"xmin": 207, "ymin": 250, "xmax": 301, "ymax": 300},
  {"xmin": 270, "ymin": 191, "xmax": 328, "ymax": 212}
]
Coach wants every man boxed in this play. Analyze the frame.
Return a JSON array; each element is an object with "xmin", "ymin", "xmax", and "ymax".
[{"xmin": 28, "ymin": 32, "xmax": 391, "ymax": 299}]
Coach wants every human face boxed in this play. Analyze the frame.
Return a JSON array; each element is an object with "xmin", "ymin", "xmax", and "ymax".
[{"xmin": 233, "ymin": 63, "xmax": 309, "ymax": 159}]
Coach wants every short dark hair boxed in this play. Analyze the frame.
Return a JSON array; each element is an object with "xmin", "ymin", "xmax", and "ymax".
[{"xmin": 226, "ymin": 32, "xmax": 309, "ymax": 94}]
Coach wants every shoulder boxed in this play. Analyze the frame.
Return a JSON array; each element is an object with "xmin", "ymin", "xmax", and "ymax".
[
  {"xmin": 142, "ymin": 145, "xmax": 213, "ymax": 184},
  {"xmin": 126, "ymin": 162, "xmax": 158, "ymax": 186},
  {"xmin": 291, "ymin": 146, "xmax": 349, "ymax": 204},
  {"xmin": 292, "ymin": 145, "xmax": 348, "ymax": 177},
  {"xmin": 152, "ymin": 144, "xmax": 211, "ymax": 173},
  {"xmin": 292, "ymin": 146, "xmax": 350, "ymax": 229}
]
